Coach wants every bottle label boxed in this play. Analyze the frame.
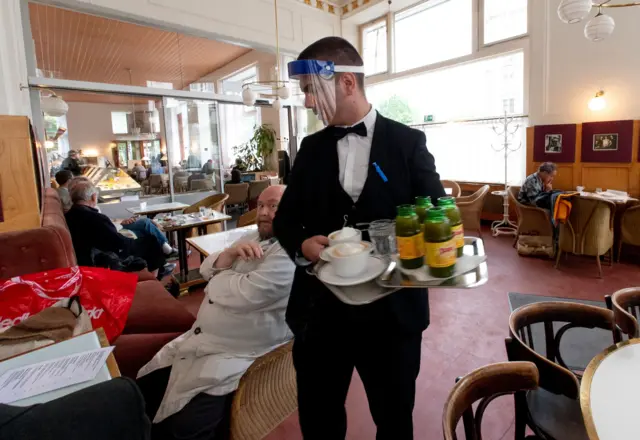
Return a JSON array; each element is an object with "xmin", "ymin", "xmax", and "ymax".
[
  {"xmin": 397, "ymin": 233, "xmax": 424, "ymax": 259},
  {"xmin": 425, "ymin": 239, "xmax": 457, "ymax": 268},
  {"xmin": 451, "ymin": 224, "xmax": 464, "ymax": 249}
]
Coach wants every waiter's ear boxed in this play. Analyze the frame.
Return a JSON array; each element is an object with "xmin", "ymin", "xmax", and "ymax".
[{"xmin": 339, "ymin": 72, "xmax": 358, "ymax": 96}]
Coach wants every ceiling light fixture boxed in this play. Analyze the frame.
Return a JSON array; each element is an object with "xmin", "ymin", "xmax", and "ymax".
[
  {"xmin": 558, "ymin": 0, "xmax": 639, "ymax": 42},
  {"xmin": 40, "ymin": 90, "xmax": 69, "ymax": 117},
  {"xmin": 241, "ymin": 0, "xmax": 290, "ymax": 109}
]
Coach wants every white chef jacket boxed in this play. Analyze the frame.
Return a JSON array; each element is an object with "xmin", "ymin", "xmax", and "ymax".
[
  {"xmin": 137, "ymin": 230, "xmax": 295, "ymax": 423},
  {"xmin": 337, "ymin": 106, "xmax": 377, "ymax": 201}
]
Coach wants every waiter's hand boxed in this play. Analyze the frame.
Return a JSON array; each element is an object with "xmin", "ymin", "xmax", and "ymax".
[{"xmin": 301, "ymin": 236, "xmax": 329, "ymax": 263}]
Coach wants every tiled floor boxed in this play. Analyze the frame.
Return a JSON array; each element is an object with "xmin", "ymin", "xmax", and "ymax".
[{"xmin": 178, "ymin": 228, "xmax": 640, "ymax": 440}]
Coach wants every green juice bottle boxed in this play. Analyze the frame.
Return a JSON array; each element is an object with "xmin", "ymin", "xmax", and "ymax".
[
  {"xmin": 423, "ymin": 207, "xmax": 456, "ymax": 278},
  {"xmin": 396, "ymin": 205, "xmax": 424, "ymax": 269},
  {"xmin": 438, "ymin": 196, "xmax": 464, "ymax": 257},
  {"xmin": 415, "ymin": 196, "xmax": 434, "ymax": 233}
]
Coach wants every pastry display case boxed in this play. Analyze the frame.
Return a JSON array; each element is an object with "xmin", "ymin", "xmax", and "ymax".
[{"xmin": 82, "ymin": 165, "xmax": 141, "ymax": 195}]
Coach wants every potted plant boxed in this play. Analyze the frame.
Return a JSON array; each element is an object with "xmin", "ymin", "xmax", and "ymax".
[{"xmin": 233, "ymin": 124, "xmax": 276, "ymax": 171}]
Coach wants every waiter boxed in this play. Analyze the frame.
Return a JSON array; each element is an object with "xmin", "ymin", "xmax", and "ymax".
[{"xmin": 273, "ymin": 37, "xmax": 445, "ymax": 440}]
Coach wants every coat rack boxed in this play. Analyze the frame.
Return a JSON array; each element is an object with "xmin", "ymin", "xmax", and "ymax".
[{"xmin": 490, "ymin": 112, "xmax": 522, "ymax": 237}]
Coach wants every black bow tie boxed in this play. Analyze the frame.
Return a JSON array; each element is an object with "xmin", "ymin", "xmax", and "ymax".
[{"xmin": 328, "ymin": 122, "xmax": 367, "ymax": 140}]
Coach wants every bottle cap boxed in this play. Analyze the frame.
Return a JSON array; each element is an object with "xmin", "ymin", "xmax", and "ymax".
[
  {"xmin": 397, "ymin": 204, "xmax": 415, "ymax": 216},
  {"xmin": 426, "ymin": 207, "xmax": 446, "ymax": 221},
  {"xmin": 438, "ymin": 196, "xmax": 455, "ymax": 206},
  {"xmin": 415, "ymin": 196, "xmax": 433, "ymax": 207}
]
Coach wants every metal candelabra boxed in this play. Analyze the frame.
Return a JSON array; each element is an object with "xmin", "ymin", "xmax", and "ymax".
[{"xmin": 490, "ymin": 112, "xmax": 522, "ymax": 237}]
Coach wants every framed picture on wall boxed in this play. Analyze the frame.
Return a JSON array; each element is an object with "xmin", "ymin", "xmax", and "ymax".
[
  {"xmin": 544, "ymin": 134, "xmax": 563, "ymax": 153},
  {"xmin": 581, "ymin": 120, "xmax": 633, "ymax": 163},
  {"xmin": 533, "ymin": 124, "xmax": 576, "ymax": 162},
  {"xmin": 593, "ymin": 133, "xmax": 618, "ymax": 151}
]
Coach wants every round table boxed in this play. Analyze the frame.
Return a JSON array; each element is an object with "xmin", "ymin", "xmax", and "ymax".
[
  {"xmin": 580, "ymin": 339, "xmax": 640, "ymax": 440},
  {"xmin": 490, "ymin": 190, "xmax": 517, "ymax": 237}
]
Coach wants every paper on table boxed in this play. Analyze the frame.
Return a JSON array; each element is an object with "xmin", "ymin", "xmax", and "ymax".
[{"xmin": 0, "ymin": 347, "xmax": 114, "ymax": 404}]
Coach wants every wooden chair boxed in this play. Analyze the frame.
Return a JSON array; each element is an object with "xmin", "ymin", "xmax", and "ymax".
[
  {"xmin": 190, "ymin": 179, "xmax": 214, "ymax": 191},
  {"xmin": 225, "ymin": 183, "xmax": 250, "ymax": 213},
  {"xmin": 248, "ymin": 180, "xmax": 270, "ymax": 210},
  {"xmin": 149, "ymin": 174, "xmax": 169, "ymax": 194},
  {"xmin": 605, "ymin": 287, "xmax": 640, "ymax": 339},
  {"xmin": 456, "ymin": 185, "xmax": 490, "ymax": 238},
  {"xmin": 183, "ymin": 193, "xmax": 229, "ymax": 235},
  {"xmin": 506, "ymin": 301, "xmax": 621, "ymax": 440},
  {"xmin": 237, "ymin": 209, "xmax": 258, "ymax": 228},
  {"xmin": 442, "ymin": 362, "xmax": 539, "ymax": 440},
  {"xmin": 555, "ymin": 197, "xmax": 615, "ymax": 278},
  {"xmin": 441, "ymin": 180, "xmax": 461, "ymax": 198},
  {"xmin": 508, "ymin": 186, "xmax": 553, "ymax": 246},
  {"xmin": 618, "ymin": 204, "xmax": 640, "ymax": 261},
  {"xmin": 229, "ymin": 341, "xmax": 297, "ymax": 440}
]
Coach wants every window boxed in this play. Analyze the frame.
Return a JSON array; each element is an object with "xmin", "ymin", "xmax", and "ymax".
[
  {"xmin": 362, "ymin": 19, "xmax": 387, "ymax": 76},
  {"xmin": 484, "ymin": 0, "xmax": 528, "ymax": 44},
  {"xmin": 394, "ymin": 0, "xmax": 472, "ymax": 72},
  {"xmin": 111, "ymin": 112, "xmax": 130, "ymax": 134},
  {"xmin": 146, "ymin": 81, "xmax": 174, "ymax": 89},
  {"xmin": 367, "ymin": 51, "xmax": 525, "ymax": 184},
  {"xmin": 221, "ymin": 67, "xmax": 258, "ymax": 96}
]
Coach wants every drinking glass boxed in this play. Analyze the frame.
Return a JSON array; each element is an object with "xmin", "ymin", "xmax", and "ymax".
[
  {"xmin": 199, "ymin": 206, "xmax": 206, "ymax": 217},
  {"xmin": 368, "ymin": 220, "xmax": 397, "ymax": 257}
]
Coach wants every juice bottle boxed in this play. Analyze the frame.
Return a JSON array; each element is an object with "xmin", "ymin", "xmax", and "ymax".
[
  {"xmin": 396, "ymin": 205, "xmax": 424, "ymax": 269},
  {"xmin": 423, "ymin": 207, "xmax": 456, "ymax": 278},
  {"xmin": 415, "ymin": 196, "xmax": 433, "ymax": 233},
  {"xmin": 438, "ymin": 196, "xmax": 464, "ymax": 257}
]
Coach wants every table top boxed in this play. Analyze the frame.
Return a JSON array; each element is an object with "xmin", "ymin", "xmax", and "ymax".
[
  {"xmin": 578, "ymin": 191, "xmax": 638, "ymax": 205},
  {"xmin": 187, "ymin": 225, "xmax": 258, "ymax": 257},
  {"xmin": 156, "ymin": 211, "xmax": 231, "ymax": 232},
  {"xmin": 581, "ymin": 338, "xmax": 640, "ymax": 440},
  {"xmin": 127, "ymin": 202, "xmax": 190, "ymax": 215}
]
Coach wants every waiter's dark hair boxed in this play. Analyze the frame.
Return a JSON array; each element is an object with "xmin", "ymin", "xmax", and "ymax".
[{"xmin": 297, "ymin": 37, "xmax": 365, "ymax": 90}]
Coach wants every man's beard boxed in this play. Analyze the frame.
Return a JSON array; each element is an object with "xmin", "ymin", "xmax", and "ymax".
[{"xmin": 258, "ymin": 222, "xmax": 273, "ymax": 241}]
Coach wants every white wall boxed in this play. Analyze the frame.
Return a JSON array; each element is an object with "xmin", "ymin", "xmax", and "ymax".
[
  {"xmin": 0, "ymin": 0, "xmax": 31, "ymax": 116},
  {"xmin": 529, "ymin": 0, "xmax": 640, "ymax": 125},
  {"xmin": 65, "ymin": 102, "xmax": 133, "ymax": 160}
]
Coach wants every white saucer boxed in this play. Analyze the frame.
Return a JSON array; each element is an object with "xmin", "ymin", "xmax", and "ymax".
[{"xmin": 317, "ymin": 256, "xmax": 387, "ymax": 287}]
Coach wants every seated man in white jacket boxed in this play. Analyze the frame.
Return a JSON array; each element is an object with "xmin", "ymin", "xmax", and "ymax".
[{"xmin": 137, "ymin": 185, "xmax": 294, "ymax": 440}]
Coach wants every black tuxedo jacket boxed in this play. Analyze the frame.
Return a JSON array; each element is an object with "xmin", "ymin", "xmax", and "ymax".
[{"xmin": 273, "ymin": 113, "xmax": 446, "ymax": 336}]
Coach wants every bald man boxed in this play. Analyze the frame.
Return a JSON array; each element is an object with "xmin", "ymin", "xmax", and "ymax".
[{"xmin": 137, "ymin": 186, "xmax": 294, "ymax": 440}]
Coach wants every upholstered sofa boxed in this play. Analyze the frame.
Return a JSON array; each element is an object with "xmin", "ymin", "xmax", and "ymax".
[{"xmin": 0, "ymin": 189, "xmax": 196, "ymax": 377}]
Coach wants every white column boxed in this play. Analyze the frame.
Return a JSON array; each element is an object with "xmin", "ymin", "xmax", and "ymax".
[
  {"xmin": 0, "ymin": 0, "xmax": 32, "ymax": 116},
  {"xmin": 258, "ymin": 60, "xmax": 283, "ymax": 172}
]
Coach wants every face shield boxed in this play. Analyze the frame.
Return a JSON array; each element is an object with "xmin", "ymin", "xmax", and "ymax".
[{"xmin": 288, "ymin": 60, "xmax": 365, "ymax": 126}]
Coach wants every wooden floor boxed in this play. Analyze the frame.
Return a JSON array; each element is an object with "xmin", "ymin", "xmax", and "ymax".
[{"xmin": 175, "ymin": 226, "xmax": 640, "ymax": 440}]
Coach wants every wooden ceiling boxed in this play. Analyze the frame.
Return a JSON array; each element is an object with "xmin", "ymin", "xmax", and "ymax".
[{"xmin": 29, "ymin": 4, "xmax": 252, "ymax": 101}]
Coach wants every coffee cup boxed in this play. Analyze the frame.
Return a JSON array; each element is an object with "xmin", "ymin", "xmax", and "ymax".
[
  {"xmin": 328, "ymin": 227, "xmax": 362, "ymax": 247},
  {"xmin": 326, "ymin": 241, "xmax": 372, "ymax": 278}
]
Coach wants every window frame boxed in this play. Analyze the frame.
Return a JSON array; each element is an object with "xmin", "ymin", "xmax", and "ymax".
[
  {"xmin": 359, "ymin": 14, "xmax": 391, "ymax": 78},
  {"xmin": 358, "ymin": 0, "xmax": 529, "ymax": 89}
]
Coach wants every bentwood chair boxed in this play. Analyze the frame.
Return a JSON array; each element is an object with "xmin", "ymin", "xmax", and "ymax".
[
  {"xmin": 229, "ymin": 341, "xmax": 297, "ymax": 440},
  {"xmin": 618, "ymin": 204, "xmax": 640, "ymax": 262},
  {"xmin": 554, "ymin": 197, "xmax": 615, "ymax": 278},
  {"xmin": 248, "ymin": 180, "xmax": 270, "ymax": 210},
  {"xmin": 237, "ymin": 209, "xmax": 258, "ymax": 228},
  {"xmin": 605, "ymin": 287, "xmax": 640, "ymax": 339},
  {"xmin": 443, "ymin": 361, "xmax": 539, "ymax": 440},
  {"xmin": 456, "ymin": 185, "xmax": 490, "ymax": 238},
  {"xmin": 508, "ymin": 186, "xmax": 553, "ymax": 246},
  {"xmin": 506, "ymin": 301, "xmax": 621, "ymax": 440},
  {"xmin": 441, "ymin": 180, "xmax": 462, "ymax": 198},
  {"xmin": 225, "ymin": 183, "xmax": 250, "ymax": 213},
  {"xmin": 183, "ymin": 193, "xmax": 229, "ymax": 236}
]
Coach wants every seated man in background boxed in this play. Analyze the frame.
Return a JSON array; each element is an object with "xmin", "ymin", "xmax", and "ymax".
[
  {"xmin": 65, "ymin": 180, "xmax": 175, "ymax": 278},
  {"xmin": 61, "ymin": 150, "xmax": 82, "ymax": 176},
  {"xmin": 518, "ymin": 162, "xmax": 557, "ymax": 210},
  {"xmin": 137, "ymin": 185, "xmax": 294, "ymax": 440},
  {"xmin": 54, "ymin": 170, "xmax": 74, "ymax": 212},
  {"xmin": 202, "ymin": 159, "xmax": 214, "ymax": 175}
]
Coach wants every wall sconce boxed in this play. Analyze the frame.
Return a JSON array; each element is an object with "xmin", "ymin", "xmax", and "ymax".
[{"xmin": 588, "ymin": 90, "xmax": 606, "ymax": 111}]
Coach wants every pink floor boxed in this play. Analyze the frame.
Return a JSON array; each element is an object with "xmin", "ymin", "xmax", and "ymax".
[{"xmin": 178, "ymin": 228, "xmax": 640, "ymax": 440}]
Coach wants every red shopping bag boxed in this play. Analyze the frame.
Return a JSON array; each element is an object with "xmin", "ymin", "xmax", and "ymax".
[{"xmin": 0, "ymin": 266, "xmax": 137, "ymax": 342}]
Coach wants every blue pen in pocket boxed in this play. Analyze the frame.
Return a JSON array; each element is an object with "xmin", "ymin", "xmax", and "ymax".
[{"xmin": 372, "ymin": 162, "xmax": 388, "ymax": 183}]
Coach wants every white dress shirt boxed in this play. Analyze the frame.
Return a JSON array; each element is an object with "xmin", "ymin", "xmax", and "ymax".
[
  {"xmin": 137, "ymin": 230, "xmax": 295, "ymax": 423},
  {"xmin": 337, "ymin": 107, "xmax": 377, "ymax": 202}
]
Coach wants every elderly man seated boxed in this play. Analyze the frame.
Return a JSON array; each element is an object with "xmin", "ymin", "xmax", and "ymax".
[
  {"xmin": 136, "ymin": 185, "xmax": 294, "ymax": 440},
  {"xmin": 518, "ymin": 162, "xmax": 558, "ymax": 210},
  {"xmin": 65, "ymin": 180, "xmax": 174, "ymax": 278}
]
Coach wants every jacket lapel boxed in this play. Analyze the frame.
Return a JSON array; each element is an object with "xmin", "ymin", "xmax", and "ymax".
[{"xmin": 357, "ymin": 114, "xmax": 389, "ymax": 203}]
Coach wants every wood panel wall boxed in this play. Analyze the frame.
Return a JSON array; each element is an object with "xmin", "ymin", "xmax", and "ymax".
[
  {"xmin": 0, "ymin": 116, "xmax": 42, "ymax": 233},
  {"xmin": 526, "ymin": 122, "xmax": 640, "ymax": 197}
]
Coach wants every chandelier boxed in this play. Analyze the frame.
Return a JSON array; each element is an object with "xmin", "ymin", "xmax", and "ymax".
[
  {"xmin": 558, "ymin": 1, "xmax": 640, "ymax": 42},
  {"xmin": 241, "ymin": 0, "xmax": 290, "ymax": 109}
]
